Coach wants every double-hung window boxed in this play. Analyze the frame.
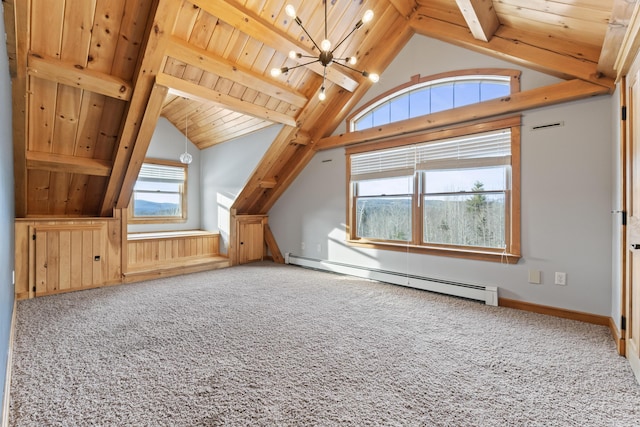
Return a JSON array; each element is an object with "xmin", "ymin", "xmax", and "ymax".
[
  {"xmin": 130, "ymin": 159, "xmax": 187, "ymax": 223},
  {"xmin": 347, "ymin": 117, "xmax": 520, "ymax": 263}
]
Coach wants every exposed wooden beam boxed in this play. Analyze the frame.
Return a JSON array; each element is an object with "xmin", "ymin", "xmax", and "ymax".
[
  {"xmin": 598, "ymin": 0, "xmax": 638, "ymax": 78},
  {"xmin": 166, "ymin": 36, "xmax": 308, "ymax": 109},
  {"xmin": 27, "ymin": 53, "xmax": 133, "ymax": 101},
  {"xmin": 191, "ymin": 0, "xmax": 359, "ymax": 92},
  {"xmin": 454, "ymin": 0, "xmax": 500, "ymax": 42},
  {"xmin": 264, "ymin": 223, "xmax": 285, "ymax": 264},
  {"xmin": 100, "ymin": 0, "xmax": 181, "ymax": 216},
  {"xmin": 116, "ymin": 84, "xmax": 169, "ymax": 208},
  {"xmin": 613, "ymin": 1, "xmax": 640, "ymax": 79},
  {"xmin": 410, "ymin": 9, "xmax": 615, "ymax": 90},
  {"xmin": 259, "ymin": 178, "xmax": 277, "ymax": 189},
  {"xmin": 157, "ymin": 73, "xmax": 298, "ymax": 127},
  {"xmin": 9, "ymin": 0, "xmax": 30, "ymax": 217},
  {"xmin": 3, "ymin": 0, "xmax": 18, "ymax": 78},
  {"xmin": 316, "ymin": 79, "xmax": 610, "ymax": 150},
  {"xmin": 289, "ymin": 129, "xmax": 312, "ymax": 145},
  {"xmin": 26, "ymin": 152, "xmax": 112, "ymax": 176},
  {"xmin": 387, "ymin": 0, "xmax": 417, "ymax": 19}
]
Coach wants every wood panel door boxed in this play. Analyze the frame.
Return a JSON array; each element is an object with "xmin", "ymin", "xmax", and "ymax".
[
  {"xmin": 33, "ymin": 224, "xmax": 106, "ymax": 296},
  {"xmin": 236, "ymin": 216, "xmax": 266, "ymax": 264},
  {"xmin": 627, "ymin": 63, "xmax": 640, "ymax": 384}
]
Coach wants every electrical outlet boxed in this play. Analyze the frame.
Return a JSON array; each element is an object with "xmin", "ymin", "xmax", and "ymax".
[
  {"xmin": 301, "ymin": 242, "xmax": 305, "ymax": 250},
  {"xmin": 555, "ymin": 272, "xmax": 567, "ymax": 286},
  {"xmin": 316, "ymin": 243, "xmax": 321, "ymax": 253}
]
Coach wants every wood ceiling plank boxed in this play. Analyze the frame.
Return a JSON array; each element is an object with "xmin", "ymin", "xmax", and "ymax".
[
  {"xmin": 166, "ymin": 36, "xmax": 308, "ymax": 108},
  {"xmin": 51, "ymin": 85, "xmax": 83, "ymax": 156},
  {"xmin": 27, "ymin": 78, "xmax": 58, "ymax": 153},
  {"xmin": 174, "ymin": 1, "xmax": 202, "ymax": 39},
  {"xmin": 191, "ymin": 0, "xmax": 359, "ymax": 92},
  {"xmin": 598, "ymin": 0, "xmax": 639, "ymax": 78},
  {"xmin": 494, "ymin": 5, "xmax": 607, "ymax": 47},
  {"xmin": 60, "ymin": 0, "xmax": 96, "ymax": 66},
  {"xmin": 198, "ymin": 121, "xmax": 274, "ymax": 149},
  {"xmin": 93, "ymin": 97, "xmax": 127, "ymax": 161},
  {"xmin": 409, "ymin": 9, "xmax": 614, "ymax": 90},
  {"xmin": 455, "ymin": 0, "xmax": 500, "ymax": 42},
  {"xmin": 74, "ymin": 92, "xmax": 106, "ymax": 158},
  {"xmin": 495, "ymin": 0, "xmax": 614, "ymax": 18},
  {"xmin": 27, "ymin": 53, "xmax": 132, "ymax": 101},
  {"xmin": 30, "ymin": 0, "xmax": 65, "ymax": 57},
  {"xmin": 110, "ymin": 0, "xmax": 155, "ymax": 81},
  {"xmin": 158, "ymin": 72, "xmax": 298, "ymax": 127},
  {"xmin": 100, "ymin": 0, "xmax": 182, "ymax": 215},
  {"xmin": 86, "ymin": 0, "xmax": 126, "ymax": 74},
  {"xmin": 317, "ymin": 79, "xmax": 610, "ymax": 150},
  {"xmin": 28, "ymin": 170, "xmax": 52, "ymax": 216},
  {"xmin": 65, "ymin": 174, "xmax": 91, "ymax": 215},
  {"xmin": 26, "ymin": 151, "xmax": 112, "ymax": 176}
]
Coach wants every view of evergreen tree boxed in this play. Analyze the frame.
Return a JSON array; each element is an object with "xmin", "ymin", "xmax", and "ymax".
[
  {"xmin": 424, "ymin": 180, "xmax": 505, "ymax": 248},
  {"xmin": 356, "ymin": 181, "xmax": 505, "ymax": 249}
]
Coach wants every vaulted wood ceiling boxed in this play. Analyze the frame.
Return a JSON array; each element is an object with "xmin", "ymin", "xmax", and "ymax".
[{"xmin": 3, "ymin": 0, "xmax": 632, "ymax": 218}]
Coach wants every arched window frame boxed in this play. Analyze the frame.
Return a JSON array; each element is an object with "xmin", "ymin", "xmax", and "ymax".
[{"xmin": 347, "ymin": 69, "xmax": 521, "ymax": 132}]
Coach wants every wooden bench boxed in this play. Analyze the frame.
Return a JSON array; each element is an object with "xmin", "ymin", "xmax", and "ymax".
[{"xmin": 124, "ymin": 230, "xmax": 229, "ymax": 282}]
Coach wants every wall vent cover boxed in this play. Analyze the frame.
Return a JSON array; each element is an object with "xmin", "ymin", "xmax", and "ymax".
[{"xmin": 531, "ymin": 121, "xmax": 564, "ymax": 131}]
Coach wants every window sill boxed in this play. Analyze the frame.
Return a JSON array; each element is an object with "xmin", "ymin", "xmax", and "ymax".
[{"xmin": 346, "ymin": 239, "xmax": 521, "ymax": 264}]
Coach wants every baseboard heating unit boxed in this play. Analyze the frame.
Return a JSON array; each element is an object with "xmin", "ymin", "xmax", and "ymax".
[{"xmin": 284, "ymin": 254, "xmax": 498, "ymax": 306}]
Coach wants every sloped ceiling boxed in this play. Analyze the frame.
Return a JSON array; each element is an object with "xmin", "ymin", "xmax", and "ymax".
[{"xmin": 2, "ymin": 0, "xmax": 632, "ymax": 218}]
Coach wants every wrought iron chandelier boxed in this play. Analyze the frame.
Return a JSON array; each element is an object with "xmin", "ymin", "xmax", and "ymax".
[{"xmin": 270, "ymin": 2, "xmax": 379, "ymax": 101}]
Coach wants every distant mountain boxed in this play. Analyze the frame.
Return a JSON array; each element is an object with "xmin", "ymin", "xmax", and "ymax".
[{"xmin": 134, "ymin": 200, "xmax": 180, "ymax": 216}]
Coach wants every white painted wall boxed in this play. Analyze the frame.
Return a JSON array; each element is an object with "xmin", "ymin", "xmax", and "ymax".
[
  {"xmin": 0, "ymin": 3, "xmax": 15, "ymax": 409},
  {"xmin": 270, "ymin": 35, "xmax": 615, "ymax": 316},
  {"xmin": 128, "ymin": 117, "xmax": 201, "ymax": 233},
  {"xmin": 200, "ymin": 125, "xmax": 280, "ymax": 254}
]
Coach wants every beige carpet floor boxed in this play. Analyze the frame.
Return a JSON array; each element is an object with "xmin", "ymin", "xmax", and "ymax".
[{"xmin": 9, "ymin": 262, "xmax": 640, "ymax": 426}]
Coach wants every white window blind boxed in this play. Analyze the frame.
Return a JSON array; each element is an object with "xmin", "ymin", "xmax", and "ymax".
[
  {"xmin": 137, "ymin": 163, "xmax": 185, "ymax": 183},
  {"xmin": 350, "ymin": 146, "xmax": 416, "ymax": 181},
  {"xmin": 350, "ymin": 129, "xmax": 511, "ymax": 180}
]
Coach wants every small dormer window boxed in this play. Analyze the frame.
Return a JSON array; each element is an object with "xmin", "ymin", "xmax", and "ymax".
[{"xmin": 129, "ymin": 159, "xmax": 187, "ymax": 224}]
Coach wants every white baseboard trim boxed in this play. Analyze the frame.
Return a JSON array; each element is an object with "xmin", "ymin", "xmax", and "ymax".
[{"xmin": 2, "ymin": 300, "xmax": 16, "ymax": 427}]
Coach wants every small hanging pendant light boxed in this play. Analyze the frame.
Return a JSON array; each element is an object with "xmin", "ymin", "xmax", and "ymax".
[{"xmin": 180, "ymin": 110, "xmax": 193, "ymax": 165}]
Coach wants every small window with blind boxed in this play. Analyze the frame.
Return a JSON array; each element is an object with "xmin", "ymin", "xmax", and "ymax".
[
  {"xmin": 347, "ymin": 116, "xmax": 521, "ymax": 263},
  {"xmin": 129, "ymin": 159, "xmax": 187, "ymax": 224}
]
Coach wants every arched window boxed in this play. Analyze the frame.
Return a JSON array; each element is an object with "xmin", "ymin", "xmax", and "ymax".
[{"xmin": 348, "ymin": 69, "xmax": 520, "ymax": 132}]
